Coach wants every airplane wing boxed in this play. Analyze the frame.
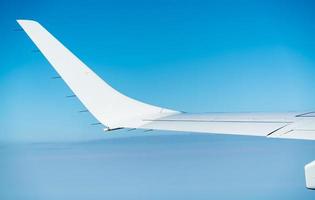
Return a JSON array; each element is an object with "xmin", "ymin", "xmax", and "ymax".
[
  {"xmin": 16, "ymin": 19, "xmax": 315, "ymax": 141},
  {"xmin": 17, "ymin": 20, "xmax": 315, "ymax": 189}
]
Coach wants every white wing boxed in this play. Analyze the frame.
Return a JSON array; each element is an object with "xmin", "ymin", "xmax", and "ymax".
[
  {"xmin": 17, "ymin": 19, "xmax": 315, "ymax": 190},
  {"xmin": 17, "ymin": 19, "xmax": 315, "ymax": 140}
]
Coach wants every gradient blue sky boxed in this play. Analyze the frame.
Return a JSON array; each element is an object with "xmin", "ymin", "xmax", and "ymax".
[{"xmin": 1, "ymin": 0, "xmax": 315, "ymax": 199}]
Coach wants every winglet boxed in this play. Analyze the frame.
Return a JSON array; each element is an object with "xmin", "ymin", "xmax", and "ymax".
[{"xmin": 17, "ymin": 19, "xmax": 178, "ymax": 129}]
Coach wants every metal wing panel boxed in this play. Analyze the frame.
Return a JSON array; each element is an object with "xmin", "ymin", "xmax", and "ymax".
[
  {"xmin": 141, "ymin": 112, "xmax": 315, "ymax": 140},
  {"xmin": 276, "ymin": 130, "xmax": 315, "ymax": 140},
  {"xmin": 269, "ymin": 117, "xmax": 315, "ymax": 140},
  {"xmin": 141, "ymin": 113, "xmax": 294, "ymax": 137}
]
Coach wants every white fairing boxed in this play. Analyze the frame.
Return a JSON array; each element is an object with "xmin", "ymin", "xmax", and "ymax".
[
  {"xmin": 305, "ymin": 161, "xmax": 315, "ymax": 190},
  {"xmin": 18, "ymin": 20, "xmax": 315, "ymax": 189}
]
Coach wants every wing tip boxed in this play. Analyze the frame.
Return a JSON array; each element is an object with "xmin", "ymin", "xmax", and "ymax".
[{"xmin": 16, "ymin": 19, "xmax": 39, "ymax": 26}]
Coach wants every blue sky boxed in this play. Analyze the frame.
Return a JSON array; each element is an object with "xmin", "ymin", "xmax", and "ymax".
[{"xmin": 1, "ymin": 0, "xmax": 315, "ymax": 199}]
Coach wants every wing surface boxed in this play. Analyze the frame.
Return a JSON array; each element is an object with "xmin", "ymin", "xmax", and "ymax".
[{"xmin": 17, "ymin": 20, "xmax": 315, "ymax": 140}]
